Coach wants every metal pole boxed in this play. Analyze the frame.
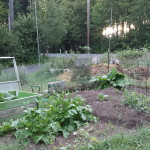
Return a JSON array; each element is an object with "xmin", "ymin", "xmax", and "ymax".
[
  {"xmin": 8, "ymin": 0, "xmax": 14, "ymax": 31},
  {"xmin": 30, "ymin": 0, "xmax": 32, "ymax": 6},
  {"xmin": 87, "ymin": 0, "xmax": 90, "ymax": 53},
  {"xmin": 35, "ymin": 0, "xmax": 40, "ymax": 64},
  {"xmin": 108, "ymin": 7, "xmax": 113, "ymax": 73}
]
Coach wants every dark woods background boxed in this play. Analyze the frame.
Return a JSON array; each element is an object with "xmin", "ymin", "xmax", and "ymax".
[{"xmin": 0, "ymin": 0, "xmax": 150, "ymax": 63}]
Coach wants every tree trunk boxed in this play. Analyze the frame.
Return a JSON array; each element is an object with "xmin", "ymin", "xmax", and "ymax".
[
  {"xmin": 121, "ymin": 21, "xmax": 124, "ymax": 37},
  {"xmin": 8, "ymin": 0, "xmax": 14, "ymax": 31}
]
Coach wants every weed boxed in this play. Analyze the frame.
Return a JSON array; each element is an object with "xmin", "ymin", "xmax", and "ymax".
[
  {"xmin": 97, "ymin": 93, "xmax": 108, "ymax": 102},
  {"xmin": 64, "ymin": 126, "xmax": 150, "ymax": 150},
  {"xmin": 0, "ymin": 141, "xmax": 23, "ymax": 150},
  {"xmin": 122, "ymin": 90, "xmax": 150, "ymax": 113}
]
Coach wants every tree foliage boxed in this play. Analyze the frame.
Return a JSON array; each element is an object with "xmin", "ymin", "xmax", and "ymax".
[
  {"xmin": 38, "ymin": 0, "xmax": 67, "ymax": 52},
  {"xmin": 13, "ymin": 14, "xmax": 38, "ymax": 63},
  {"xmin": 0, "ymin": 25, "xmax": 20, "ymax": 57},
  {"xmin": 0, "ymin": 0, "xmax": 149, "ymax": 63},
  {"xmin": 0, "ymin": 2, "xmax": 8, "ymax": 25}
]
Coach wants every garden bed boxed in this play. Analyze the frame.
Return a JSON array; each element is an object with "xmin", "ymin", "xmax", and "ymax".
[
  {"xmin": 0, "ymin": 91, "xmax": 42, "ymax": 124},
  {"xmin": 76, "ymin": 87, "xmax": 150, "ymax": 129},
  {"xmin": 0, "ymin": 87, "xmax": 150, "ymax": 149}
]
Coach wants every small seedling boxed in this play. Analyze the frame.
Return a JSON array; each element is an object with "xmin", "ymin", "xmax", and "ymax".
[{"xmin": 98, "ymin": 93, "xmax": 108, "ymax": 102}]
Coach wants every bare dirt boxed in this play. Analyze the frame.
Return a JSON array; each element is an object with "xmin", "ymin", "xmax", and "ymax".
[{"xmin": 76, "ymin": 87, "xmax": 150, "ymax": 129}]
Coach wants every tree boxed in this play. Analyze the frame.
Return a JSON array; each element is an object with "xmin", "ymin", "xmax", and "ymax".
[
  {"xmin": 38, "ymin": 0, "xmax": 67, "ymax": 52},
  {"xmin": 0, "ymin": 25, "xmax": 20, "ymax": 57},
  {"xmin": 8, "ymin": 0, "xmax": 14, "ymax": 30},
  {"xmin": 0, "ymin": 2, "xmax": 8, "ymax": 25},
  {"xmin": 14, "ymin": 0, "xmax": 31, "ymax": 16},
  {"xmin": 60, "ymin": 0, "xmax": 87, "ymax": 51},
  {"xmin": 13, "ymin": 14, "xmax": 38, "ymax": 63}
]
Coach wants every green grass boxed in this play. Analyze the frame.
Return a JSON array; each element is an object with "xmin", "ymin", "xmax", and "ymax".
[
  {"xmin": 116, "ymin": 49, "xmax": 147, "ymax": 61},
  {"xmin": 116, "ymin": 49, "xmax": 149, "ymax": 68},
  {"xmin": 0, "ymin": 141, "xmax": 23, "ymax": 150},
  {"xmin": 70, "ymin": 126, "xmax": 150, "ymax": 150},
  {"xmin": 1, "ymin": 126, "xmax": 150, "ymax": 150}
]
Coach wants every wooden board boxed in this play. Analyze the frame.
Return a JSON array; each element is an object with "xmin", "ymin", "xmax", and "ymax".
[
  {"xmin": 0, "ymin": 103, "xmax": 37, "ymax": 119},
  {"xmin": 0, "ymin": 91, "xmax": 42, "ymax": 124}
]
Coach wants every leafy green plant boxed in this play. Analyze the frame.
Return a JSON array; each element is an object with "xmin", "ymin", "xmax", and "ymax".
[
  {"xmin": 4, "ymin": 92, "xmax": 96, "ymax": 145},
  {"xmin": 122, "ymin": 90, "xmax": 150, "ymax": 113},
  {"xmin": 0, "ymin": 92, "xmax": 16, "ymax": 102},
  {"xmin": 90, "ymin": 68, "xmax": 127, "ymax": 90},
  {"xmin": 0, "ymin": 121, "xmax": 14, "ymax": 136},
  {"xmin": 98, "ymin": 93, "xmax": 108, "ymax": 102}
]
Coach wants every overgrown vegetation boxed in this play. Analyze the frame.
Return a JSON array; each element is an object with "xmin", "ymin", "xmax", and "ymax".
[
  {"xmin": 0, "ymin": 92, "xmax": 96, "ymax": 145},
  {"xmin": 122, "ymin": 90, "xmax": 150, "ymax": 113},
  {"xmin": 61, "ymin": 126, "xmax": 150, "ymax": 150},
  {"xmin": 116, "ymin": 49, "xmax": 149, "ymax": 68}
]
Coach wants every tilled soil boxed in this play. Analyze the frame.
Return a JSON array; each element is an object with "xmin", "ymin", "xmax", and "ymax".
[{"xmin": 76, "ymin": 87, "xmax": 150, "ymax": 129}]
